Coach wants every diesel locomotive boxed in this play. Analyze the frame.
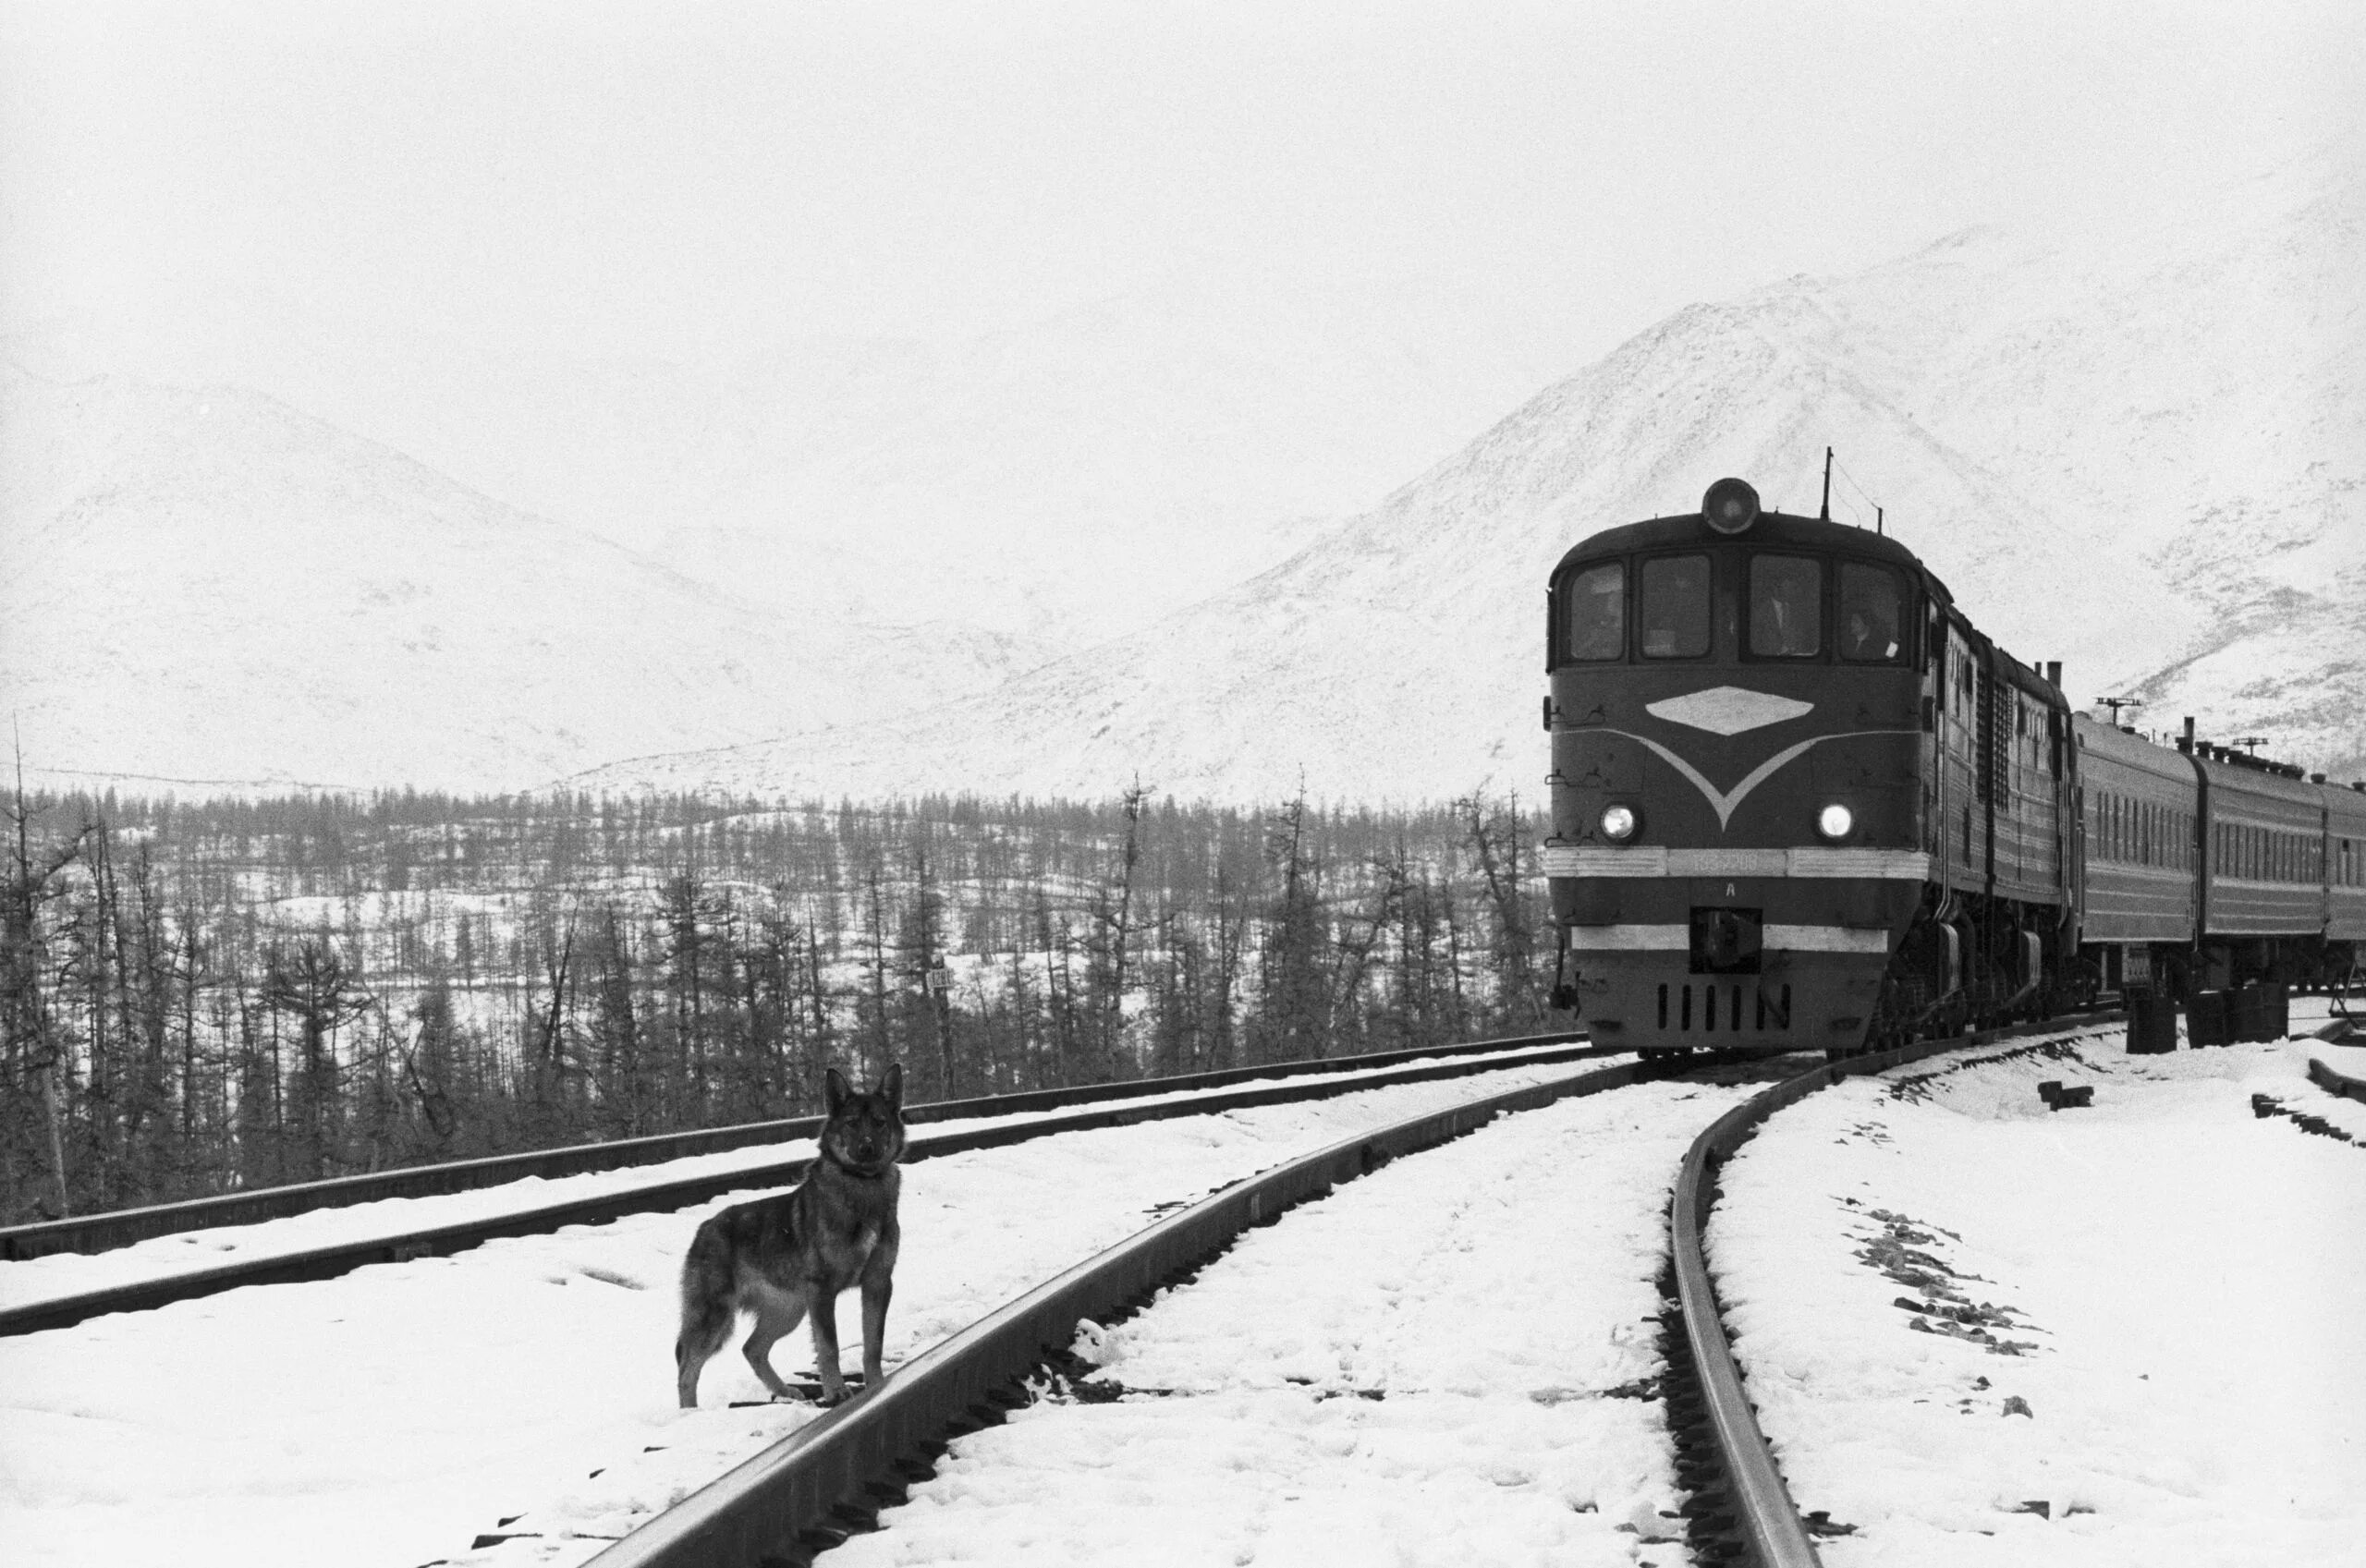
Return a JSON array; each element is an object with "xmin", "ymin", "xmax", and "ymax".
[{"xmin": 1541, "ymin": 477, "xmax": 2365, "ymax": 1056}]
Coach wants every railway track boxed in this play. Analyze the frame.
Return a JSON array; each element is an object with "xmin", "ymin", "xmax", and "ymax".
[
  {"xmin": 3, "ymin": 1044, "xmax": 1645, "ymax": 1568},
  {"xmin": 0, "ymin": 1031, "xmax": 1589, "ymax": 1264},
  {"xmin": 498, "ymin": 1014, "xmax": 2121, "ymax": 1568},
  {"xmin": 0, "ymin": 1034, "xmax": 1604, "ymax": 1337},
  {"xmin": 493, "ymin": 1050, "xmax": 1701, "ymax": 1566},
  {"xmin": 2308, "ymin": 1056, "xmax": 2366, "ymax": 1105}
]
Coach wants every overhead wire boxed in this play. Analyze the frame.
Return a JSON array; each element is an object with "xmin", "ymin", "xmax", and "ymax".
[{"xmin": 1828, "ymin": 454, "xmax": 1884, "ymax": 531}]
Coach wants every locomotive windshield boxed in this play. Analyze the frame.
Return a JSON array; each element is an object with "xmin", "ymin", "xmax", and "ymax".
[
  {"xmin": 1748, "ymin": 553, "xmax": 1822, "ymax": 657},
  {"xmin": 1838, "ymin": 562, "xmax": 1905, "ymax": 663},
  {"xmin": 1558, "ymin": 546, "xmax": 1919, "ymax": 664},
  {"xmin": 1639, "ymin": 554, "xmax": 1711, "ymax": 658},
  {"xmin": 1566, "ymin": 561, "xmax": 1625, "ymax": 660}
]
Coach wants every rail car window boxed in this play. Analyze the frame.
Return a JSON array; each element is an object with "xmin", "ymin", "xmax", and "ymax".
[
  {"xmin": 1748, "ymin": 554, "xmax": 1822, "ymax": 658},
  {"xmin": 1565, "ymin": 562, "xmax": 1626, "ymax": 661},
  {"xmin": 1638, "ymin": 554, "xmax": 1712, "ymax": 658},
  {"xmin": 1837, "ymin": 564, "xmax": 1905, "ymax": 662}
]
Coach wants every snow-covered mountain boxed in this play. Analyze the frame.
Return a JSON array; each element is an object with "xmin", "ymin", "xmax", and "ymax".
[
  {"xmin": 221, "ymin": 272, "xmax": 1537, "ymax": 651},
  {"xmin": 575, "ymin": 140, "xmax": 2365, "ymax": 803},
  {"xmin": 0, "ymin": 368, "xmax": 1046, "ymax": 793},
  {"xmin": 7, "ymin": 142, "xmax": 2356, "ymax": 802}
]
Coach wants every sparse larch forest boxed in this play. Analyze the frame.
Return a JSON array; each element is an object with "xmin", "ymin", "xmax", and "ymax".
[{"xmin": 0, "ymin": 784, "xmax": 1560, "ymax": 1226}]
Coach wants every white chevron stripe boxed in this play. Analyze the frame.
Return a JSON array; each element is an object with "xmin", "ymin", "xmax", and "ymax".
[{"xmin": 1597, "ymin": 726, "xmax": 1913, "ymax": 830}]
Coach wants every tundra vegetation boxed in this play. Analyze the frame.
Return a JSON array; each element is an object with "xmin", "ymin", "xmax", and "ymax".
[{"xmin": 0, "ymin": 783, "xmax": 1553, "ymax": 1226}]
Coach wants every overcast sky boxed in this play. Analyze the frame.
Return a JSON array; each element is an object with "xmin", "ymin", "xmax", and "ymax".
[{"xmin": 4, "ymin": 1, "xmax": 2360, "ymax": 402}]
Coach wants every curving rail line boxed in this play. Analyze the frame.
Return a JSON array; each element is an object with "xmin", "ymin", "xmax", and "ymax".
[
  {"xmin": 2308, "ymin": 1056, "xmax": 2366, "ymax": 1105},
  {"xmin": 0, "ymin": 1034, "xmax": 1611, "ymax": 1337},
  {"xmin": 549, "ymin": 1014, "xmax": 2124, "ymax": 1568},
  {"xmin": 567, "ymin": 1051, "xmax": 1677, "ymax": 1567},
  {"xmin": 1665, "ymin": 1013, "xmax": 2125, "ymax": 1567}
]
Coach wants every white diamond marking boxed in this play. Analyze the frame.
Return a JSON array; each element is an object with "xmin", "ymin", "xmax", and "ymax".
[{"xmin": 1644, "ymin": 687, "xmax": 1814, "ymax": 736}]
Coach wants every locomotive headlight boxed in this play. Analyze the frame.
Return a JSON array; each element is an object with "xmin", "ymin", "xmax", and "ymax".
[
  {"xmin": 1702, "ymin": 477, "xmax": 1761, "ymax": 535},
  {"xmin": 1600, "ymin": 804, "xmax": 1640, "ymax": 842},
  {"xmin": 1816, "ymin": 803, "xmax": 1855, "ymax": 841}
]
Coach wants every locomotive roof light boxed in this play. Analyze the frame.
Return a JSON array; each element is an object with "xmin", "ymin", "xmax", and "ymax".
[
  {"xmin": 1815, "ymin": 803, "xmax": 1854, "ymax": 841},
  {"xmin": 1600, "ymin": 804, "xmax": 1640, "ymax": 843},
  {"xmin": 1702, "ymin": 477, "xmax": 1761, "ymax": 535}
]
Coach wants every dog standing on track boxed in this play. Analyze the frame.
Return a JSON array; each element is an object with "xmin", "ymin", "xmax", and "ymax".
[{"xmin": 675, "ymin": 1064, "xmax": 906, "ymax": 1408}]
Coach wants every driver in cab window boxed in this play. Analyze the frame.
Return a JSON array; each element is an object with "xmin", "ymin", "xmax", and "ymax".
[
  {"xmin": 1750, "ymin": 555, "xmax": 1821, "ymax": 657},
  {"xmin": 1845, "ymin": 608, "xmax": 1898, "ymax": 661},
  {"xmin": 1838, "ymin": 562, "xmax": 1903, "ymax": 662}
]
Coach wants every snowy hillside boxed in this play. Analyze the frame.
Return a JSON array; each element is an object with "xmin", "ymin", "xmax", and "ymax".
[
  {"xmin": 579, "ymin": 140, "xmax": 2365, "ymax": 802},
  {"xmin": 0, "ymin": 368, "xmax": 1045, "ymax": 792},
  {"xmin": 6, "ymin": 142, "xmax": 2356, "ymax": 801},
  {"xmin": 238, "ymin": 273, "xmax": 1529, "ymax": 650}
]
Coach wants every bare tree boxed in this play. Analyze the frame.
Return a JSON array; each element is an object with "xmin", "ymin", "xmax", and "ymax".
[{"xmin": 3, "ymin": 745, "xmax": 90, "ymax": 1217}]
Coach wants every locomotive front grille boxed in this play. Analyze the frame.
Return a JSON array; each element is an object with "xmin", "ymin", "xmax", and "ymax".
[{"xmin": 1658, "ymin": 980, "xmax": 1794, "ymax": 1033}]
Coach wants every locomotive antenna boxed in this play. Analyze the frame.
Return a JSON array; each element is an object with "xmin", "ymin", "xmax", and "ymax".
[
  {"xmin": 2232, "ymin": 735, "xmax": 2267, "ymax": 755},
  {"xmin": 1876, "ymin": 505, "xmax": 1884, "ymax": 537},
  {"xmin": 1820, "ymin": 447, "xmax": 1833, "ymax": 522},
  {"xmin": 2099, "ymin": 695, "xmax": 2143, "ymax": 725}
]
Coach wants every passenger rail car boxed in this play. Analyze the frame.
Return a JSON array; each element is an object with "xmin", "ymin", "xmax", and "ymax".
[
  {"xmin": 2076, "ymin": 715, "xmax": 2201, "ymax": 991},
  {"xmin": 2075, "ymin": 717, "xmax": 2366, "ymax": 997},
  {"xmin": 1543, "ymin": 477, "xmax": 2363, "ymax": 1057},
  {"xmin": 2329, "ymin": 784, "xmax": 2366, "ymax": 953}
]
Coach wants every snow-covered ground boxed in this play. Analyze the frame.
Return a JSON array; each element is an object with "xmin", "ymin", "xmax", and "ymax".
[
  {"xmin": 14, "ymin": 1007, "xmax": 2360, "ymax": 1568},
  {"xmin": 0, "ymin": 1042, "xmax": 1584, "ymax": 1319},
  {"xmin": 804, "ymin": 1076, "xmax": 1756, "ymax": 1568},
  {"xmin": 1714, "ymin": 1002, "xmax": 2366, "ymax": 1567},
  {"xmin": 0, "ymin": 1052, "xmax": 1618, "ymax": 1568}
]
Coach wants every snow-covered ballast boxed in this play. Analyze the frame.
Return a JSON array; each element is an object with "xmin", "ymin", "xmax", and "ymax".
[{"xmin": 1542, "ymin": 478, "xmax": 2077, "ymax": 1056}]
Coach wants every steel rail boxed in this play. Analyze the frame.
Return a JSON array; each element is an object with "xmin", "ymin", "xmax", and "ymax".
[
  {"xmin": 1667, "ymin": 1014, "xmax": 2125, "ymax": 1568},
  {"xmin": 0, "ymin": 1038, "xmax": 1619, "ymax": 1337},
  {"xmin": 0, "ymin": 1029, "xmax": 1584, "ymax": 1262},
  {"xmin": 2307, "ymin": 1057, "xmax": 2366, "ymax": 1104},
  {"xmin": 573, "ymin": 1052, "xmax": 1667, "ymax": 1568}
]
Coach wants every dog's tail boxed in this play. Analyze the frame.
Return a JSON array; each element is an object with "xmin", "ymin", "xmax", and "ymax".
[{"xmin": 674, "ymin": 1213, "xmax": 738, "ymax": 1407}]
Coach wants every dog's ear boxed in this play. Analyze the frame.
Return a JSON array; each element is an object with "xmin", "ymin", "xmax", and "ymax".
[
  {"xmin": 824, "ymin": 1067, "xmax": 850, "ymax": 1114},
  {"xmin": 881, "ymin": 1063, "xmax": 903, "ymax": 1112}
]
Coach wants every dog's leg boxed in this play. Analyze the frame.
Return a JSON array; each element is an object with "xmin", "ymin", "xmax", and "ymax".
[
  {"xmin": 859, "ymin": 1246, "xmax": 896, "ymax": 1391},
  {"xmin": 675, "ymin": 1295, "xmax": 737, "ymax": 1409},
  {"xmin": 807, "ymin": 1281, "xmax": 848, "ymax": 1404},
  {"xmin": 739, "ymin": 1296, "xmax": 809, "ymax": 1402},
  {"xmin": 675, "ymin": 1219, "xmax": 741, "ymax": 1409}
]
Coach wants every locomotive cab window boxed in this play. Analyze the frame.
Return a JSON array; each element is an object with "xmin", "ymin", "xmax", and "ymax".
[
  {"xmin": 1748, "ymin": 553, "xmax": 1823, "ymax": 658},
  {"xmin": 1837, "ymin": 563, "xmax": 1906, "ymax": 663},
  {"xmin": 1565, "ymin": 562, "xmax": 1626, "ymax": 662},
  {"xmin": 1638, "ymin": 554, "xmax": 1711, "ymax": 658}
]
